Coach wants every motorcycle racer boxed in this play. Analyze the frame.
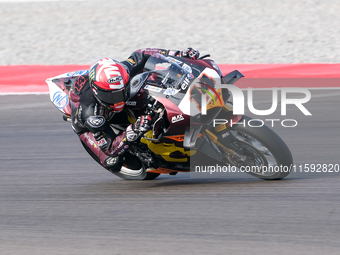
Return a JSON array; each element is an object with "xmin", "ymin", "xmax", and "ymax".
[{"xmin": 69, "ymin": 47, "xmax": 200, "ymax": 173}]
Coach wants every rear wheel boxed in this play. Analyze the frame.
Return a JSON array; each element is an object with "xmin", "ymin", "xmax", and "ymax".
[
  {"xmin": 113, "ymin": 170, "xmax": 160, "ymax": 180},
  {"xmin": 220, "ymin": 116, "xmax": 293, "ymax": 180}
]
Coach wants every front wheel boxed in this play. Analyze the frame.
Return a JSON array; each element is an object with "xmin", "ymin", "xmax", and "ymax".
[
  {"xmin": 220, "ymin": 116, "xmax": 293, "ymax": 180},
  {"xmin": 112, "ymin": 154, "xmax": 161, "ymax": 180},
  {"xmin": 113, "ymin": 168, "xmax": 160, "ymax": 180}
]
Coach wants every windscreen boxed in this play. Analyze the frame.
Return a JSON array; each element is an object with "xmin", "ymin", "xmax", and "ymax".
[
  {"xmin": 143, "ymin": 54, "xmax": 223, "ymax": 123},
  {"xmin": 144, "ymin": 54, "xmax": 190, "ymax": 90}
]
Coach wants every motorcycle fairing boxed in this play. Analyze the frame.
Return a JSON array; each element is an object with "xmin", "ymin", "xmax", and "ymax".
[
  {"xmin": 46, "ymin": 70, "xmax": 89, "ymax": 116},
  {"xmin": 130, "ymin": 55, "xmax": 231, "ymax": 158},
  {"xmin": 140, "ymin": 55, "xmax": 228, "ymax": 129},
  {"xmin": 141, "ymin": 130, "xmax": 197, "ymax": 162}
]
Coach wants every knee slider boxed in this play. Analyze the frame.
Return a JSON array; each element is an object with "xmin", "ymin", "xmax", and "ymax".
[{"xmin": 104, "ymin": 156, "xmax": 123, "ymax": 173}]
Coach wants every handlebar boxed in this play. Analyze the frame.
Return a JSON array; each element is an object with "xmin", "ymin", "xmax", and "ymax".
[{"xmin": 197, "ymin": 54, "xmax": 211, "ymax": 60}]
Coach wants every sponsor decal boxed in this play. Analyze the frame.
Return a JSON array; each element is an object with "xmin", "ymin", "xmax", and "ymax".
[
  {"xmin": 163, "ymin": 88, "xmax": 180, "ymax": 96},
  {"xmin": 145, "ymin": 85, "xmax": 163, "ymax": 93},
  {"xmin": 96, "ymin": 138, "xmax": 107, "ymax": 146},
  {"xmin": 112, "ymin": 141, "xmax": 123, "ymax": 155},
  {"xmin": 222, "ymin": 131, "xmax": 230, "ymax": 139},
  {"xmin": 109, "ymin": 84, "xmax": 124, "ymax": 89},
  {"xmin": 189, "ymin": 74, "xmax": 224, "ymax": 115},
  {"xmin": 126, "ymin": 101, "xmax": 137, "ymax": 106},
  {"xmin": 180, "ymin": 76, "xmax": 191, "ymax": 90},
  {"xmin": 52, "ymin": 91, "xmax": 69, "ymax": 109},
  {"xmin": 127, "ymin": 58, "xmax": 136, "ymax": 65},
  {"xmin": 171, "ymin": 114, "xmax": 184, "ymax": 123},
  {"xmin": 67, "ymin": 70, "xmax": 89, "ymax": 77},
  {"xmin": 181, "ymin": 64, "xmax": 194, "ymax": 79},
  {"xmin": 182, "ymin": 63, "xmax": 192, "ymax": 74},
  {"xmin": 84, "ymin": 133, "xmax": 97, "ymax": 148},
  {"xmin": 197, "ymin": 87, "xmax": 220, "ymax": 104},
  {"xmin": 89, "ymin": 66, "xmax": 96, "ymax": 81},
  {"xmin": 107, "ymin": 76, "xmax": 123, "ymax": 84},
  {"xmin": 167, "ymin": 57, "xmax": 182, "ymax": 65},
  {"xmin": 111, "ymin": 141, "xmax": 126, "ymax": 155}
]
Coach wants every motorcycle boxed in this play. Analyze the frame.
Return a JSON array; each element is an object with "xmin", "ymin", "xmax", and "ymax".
[{"xmin": 46, "ymin": 53, "xmax": 293, "ymax": 180}]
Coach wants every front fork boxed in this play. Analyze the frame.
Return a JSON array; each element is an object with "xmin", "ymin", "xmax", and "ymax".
[{"xmin": 197, "ymin": 106, "xmax": 243, "ymax": 162}]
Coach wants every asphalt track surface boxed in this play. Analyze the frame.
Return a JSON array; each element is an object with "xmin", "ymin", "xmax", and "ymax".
[{"xmin": 1, "ymin": 90, "xmax": 340, "ymax": 255}]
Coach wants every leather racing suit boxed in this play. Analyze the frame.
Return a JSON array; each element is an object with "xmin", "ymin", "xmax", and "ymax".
[{"xmin": 69, "ymin": 48, "xmax": 189, "ymax": 173}]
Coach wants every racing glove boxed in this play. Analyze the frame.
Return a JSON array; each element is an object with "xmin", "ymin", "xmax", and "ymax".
[
  {"xmin": 126, "ymin": 115, "xmax": 153, "ymax": 142},
  {"xmin": 105, "ymin": 115, "xmax": 153, "ymax": 157},
  {"xmin": 181, "ymin": 47, "xmax": 200, "ymax": 60}
]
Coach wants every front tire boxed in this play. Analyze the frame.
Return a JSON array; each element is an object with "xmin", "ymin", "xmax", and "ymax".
[
  {"xmin": 111, "ymin": 154, "xmax": 161, "ymax": 180},
  {"xmin": 221, "ymin": 116, "xmax": 293, "ymax": 180},
  {"xmin": 113, "ymin": 166, "xmax": 160, "ymax": 180}
]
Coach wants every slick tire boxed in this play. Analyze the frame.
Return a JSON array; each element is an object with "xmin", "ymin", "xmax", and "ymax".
[{"xmin": 226, "ymin": 116, "xmax": 293, "ymax": 180}]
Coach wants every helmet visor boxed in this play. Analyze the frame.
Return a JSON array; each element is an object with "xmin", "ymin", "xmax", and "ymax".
[{"xmin": 95, "ymin": 87, "xmax": 126, "ymax": 105}]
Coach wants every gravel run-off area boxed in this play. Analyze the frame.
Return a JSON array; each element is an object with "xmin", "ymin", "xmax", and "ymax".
[{"xmin": 1, "ymin": 0, "xmax": 340, "ymax": 65}]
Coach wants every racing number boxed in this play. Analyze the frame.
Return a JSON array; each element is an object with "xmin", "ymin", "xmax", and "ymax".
[{"xmin": 74, "ymin": 75, "xmax": 86, "ymax": 92}]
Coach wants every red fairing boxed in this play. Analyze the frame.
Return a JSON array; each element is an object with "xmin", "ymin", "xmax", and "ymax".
[
  {"xmin": 156, "ymin": 97, "xmax": 190, "ymax": 133},
  {"xmin": 63, "ymin": 99, "xmax": 72, "ymax": 116},
  {"xmin": 183, "ymin": 58, "xmax": 223, "ymax": 76},
  {"xmin": 69, "ymin": 90, "xmax": 80, "ymax": 108}
]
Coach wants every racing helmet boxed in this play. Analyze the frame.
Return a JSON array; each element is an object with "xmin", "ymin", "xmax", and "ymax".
[{"xmin": 89, "ymin": 58, "xmax": 129, "ymax": 112}]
